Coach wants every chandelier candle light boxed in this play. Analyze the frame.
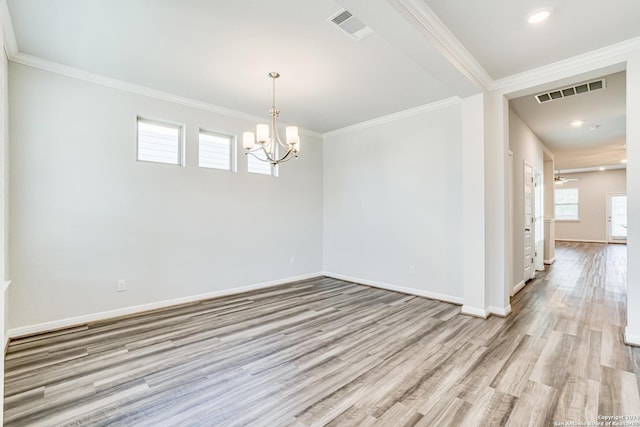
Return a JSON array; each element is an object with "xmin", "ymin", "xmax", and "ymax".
[{"xmin": 243, "ymin": 72, "xmax": 300, "ymax": 165}]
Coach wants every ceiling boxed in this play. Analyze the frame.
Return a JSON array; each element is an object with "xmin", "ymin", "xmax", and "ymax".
[
  {"xmin": 423, "ymin": 0, "xmax": 640, "ymax": 80},
  {"xmin": 4, "ymin": 0, "xmax": 640, "ymax": 160},
  {"xmin": 510, "ymin": 71, "xmax": 627, "ymax": 170},
  {"xmin": 4, "ymin": 0, "xmax": 471, "ymax": 133}
]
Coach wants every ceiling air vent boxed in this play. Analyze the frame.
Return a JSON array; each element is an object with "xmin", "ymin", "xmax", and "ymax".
[
  {"xmin": 535, "ymin": 78, "xmax": 606, "ymax": 104},
  {"xmin": 329, "ymin": 9, "xmax": 373, "ymax": 41}
]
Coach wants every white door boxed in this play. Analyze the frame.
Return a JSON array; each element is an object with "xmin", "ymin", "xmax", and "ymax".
[
  {"xmin": 524, "ymin": 163, "xmax": 535, "ymax": 281},
  {"xmin": 607, "ymin": 193, "xmax": 627, "ymax": 243},
  {"xmin": 534, "ymin": 170, "xmax": 544, "ymax": 271}
]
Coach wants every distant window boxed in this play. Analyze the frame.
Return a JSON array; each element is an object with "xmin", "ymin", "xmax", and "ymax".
[
  {"xmin": 137, "ymin": 118, "xmax": 183, "ymax": 165},
  {"xmin": 555, "ymin": 188, "xmax": 579, "ymax": 220},
  {"xmin": 248, "ymin": 146, "xmax": 278, "ymax": 176},
  {"xmin": 199, "ymin": 130, "xmax": 235, "ymax": 171}
]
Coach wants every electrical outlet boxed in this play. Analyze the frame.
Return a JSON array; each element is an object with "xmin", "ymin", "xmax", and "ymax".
[
  {"xmin": 409, "ymin": 265, "xmax": 415, "ymax": 275},
  {"xmin": 289, "ymin": 257, "xmax": 295, "ymax": 267},
  {"xmin": 117, "ymin": 280, "xmax": 127, "ymax": 292}
]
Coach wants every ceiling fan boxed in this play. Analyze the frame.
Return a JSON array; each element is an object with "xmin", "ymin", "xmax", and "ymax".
[{"xmin": 554, "ymin": 175, "xmax": 580, "ymax": 184}]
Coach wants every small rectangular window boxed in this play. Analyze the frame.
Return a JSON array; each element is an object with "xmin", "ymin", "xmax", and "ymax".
[
  {"xmin": 137, "ymin": 118, "xmax": 183, "ymax": 165},
  {"xmin": 199, "ymin": 130, "xmax": 235, "ymax": 171},
  {"xmin": 555, "ymin": 188, "xmax": 579, "ymax": 220},
  {"xmin": 248, "ymin": 146, "xmax": 278, "ymax": 176}
]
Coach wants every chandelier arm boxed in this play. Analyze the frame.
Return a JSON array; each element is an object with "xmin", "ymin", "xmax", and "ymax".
[
  {"xmin": 263, "ymin": 143, "xmax": 278, "ymax": 164},
  {"xmin": 245, "ymin": 145, "xmax": 265, "ymax": 154},
  {"xmin": 272, "ymin": 122, "xmax": 291, "ymax": 150},
  {"xmin": 245, "ymin": 146, "xmax": 297, "ymax": 164},
  {"xmin": 245, "ymin": 151, "xmax": 265, "ymax": 160},
  {"xmin": 268, "ymin": 113, "xmax": 279, "ymax": 160},
  {"xmin": 245, "ymin": 150, "xmax": 276, "ymax": 163},
  {"xmin": 277, "ymin": 148, "xmax": 297, "ymax": 163},
  {"xmin": 246, "ymin": 144, "xmax": 274, "ymax": 160}
]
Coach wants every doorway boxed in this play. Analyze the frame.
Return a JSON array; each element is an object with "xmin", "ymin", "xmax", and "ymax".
[{"xmin": 607, "ymin": 193, "xmax": 627, "ymax": 243}]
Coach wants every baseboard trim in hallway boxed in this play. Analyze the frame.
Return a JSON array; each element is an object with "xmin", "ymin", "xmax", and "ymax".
[
  {"xmin": 512, "ymin": 280, "xmax": 526, "ymax": 295},
  {"xmin": 460, "ymin": 305, "xmax": 489, "ymax": 318},
  {"xmin": 323, "ymin": 271, "xmax": 464, "ymax": 305}
]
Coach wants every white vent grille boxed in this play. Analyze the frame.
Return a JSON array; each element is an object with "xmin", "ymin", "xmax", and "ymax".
[
  {"xmin": 535, "ymin": 79, "xmax": 606, "ymax": 103},
  {"xmin": 328, "ymin": 9, "xmax": 373, "ymax": 41},
  {"xmin": 331, "ymin": 10, "xmax": 352, "ymax": 26}
]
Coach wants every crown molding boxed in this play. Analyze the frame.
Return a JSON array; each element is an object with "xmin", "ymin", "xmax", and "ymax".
[
  {"xmin": 324, "ymin": 96, "xmax": 460, "ymax": 138},
  {"xmin": 394, "ymin": 0, "xmax": 493, "ymax": 91},
  {"xmin": 1, "ymin": 0, "xmax": 18, "ymax": 58},
  {"xmin": 492, "ymin": 37, "xmax": 640, "ymax": 96},
  {"xmin": 8, "ymin": 52, "xmax": 324, "ymax": 140},
  {"xmin": 557, "ymin": 165, "xmax": 626, "ymax": 174}
]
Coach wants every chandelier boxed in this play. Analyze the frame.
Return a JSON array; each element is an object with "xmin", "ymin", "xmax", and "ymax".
[{"xmin": 242, "ymin": 72, "xmax": 300, "ymax": 165}]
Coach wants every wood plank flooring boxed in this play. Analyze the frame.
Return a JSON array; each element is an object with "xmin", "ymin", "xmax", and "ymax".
[{"xmin": 4, "ymin": 242, "xmax": 640, "ymax": 426}]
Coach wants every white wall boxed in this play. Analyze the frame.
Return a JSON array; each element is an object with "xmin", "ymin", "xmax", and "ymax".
[
  {"xmin": 323, "ymin": 101, "xmax": 463, "ymax": 302},
  {"xmin": 0, "ymin": 6, "xmax": 8, "ymax": 423},
  {"xmin": 626, "ymin": 52, "xmax": 640, "ymax": 345},
  {"xmin": 485, "ymin": 92, "xmax": 511, "ymax": 314},
  {"xmin": 8, "ymin": 63, "xmax": 323, "ymax": 330},
  {"xmin": 554, "ymin": 169, "xmax": 626, "ymax": 242},
  {"xmin": 509, "ymin": 109, "xmax": 547, "ymax": 286},
  {"xmin": 461, "ymin": 94, "xmax": 487, "ymax": 316}
]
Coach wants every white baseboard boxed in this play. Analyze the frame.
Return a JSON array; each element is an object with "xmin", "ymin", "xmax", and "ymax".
[
  {"xmin": 322, "ymin": 272, "xmax": 463, "ymax": 305},
  {"xmin": 8, "ymin": 272, "xmax": 323, "ymax": 339},
  {"xmin": 3, "ymin": 281, "xmax": 10, "ymax": 354},
  {"xmin": 512, "ymin": 280, "xmax": 526, "ymax": 296},
  {"xmin": 543, "ymin": 257, "xmax": 556, "ymax": 265},
  {"xmin": 323, "ymin": 272, "xmax": 513, "ymax": 319},
  {"xmin": 625, "ymin": 327, "xmax": 640, "ymax": 347},
  {"xmin": 489, "ymin": 304, "xmax": 512, "ymax": 317},
  {"xmin": 461, "ymin": 305, "xmax": 488, "ymax": 319},
  {"xmin": 555, "ymin": 238, "xmax": 607, "ymax": 244}
]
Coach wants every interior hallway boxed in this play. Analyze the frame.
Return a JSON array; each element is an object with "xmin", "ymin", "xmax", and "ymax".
[{"xmin": 3, "ymin": 242, "xmax": 640, "ymax": 426}]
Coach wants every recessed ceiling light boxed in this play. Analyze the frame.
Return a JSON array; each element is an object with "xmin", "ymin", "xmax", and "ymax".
[
  {"xmin": 528, "ymin": 9, "xmax": 551, "ymax": 24},
  {"xmin": 621, "ymin": 159, "xmax": 628, "ymax": 164},
  {"xmin": 571, "ymin": 120, "xmax": 584, "ymax": 127},
  {"xmin": 599, "ymin": 167, "xmax": 606, "ymax": 171}
]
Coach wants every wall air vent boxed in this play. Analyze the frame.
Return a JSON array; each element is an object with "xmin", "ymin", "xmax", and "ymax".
[
  {"xmin": 328, "ymin": 9, "xmax": 373, "ymax": 41},
  {"xmin": 535, "ymin": 78, "xmax": 606, "ymax": 104}
]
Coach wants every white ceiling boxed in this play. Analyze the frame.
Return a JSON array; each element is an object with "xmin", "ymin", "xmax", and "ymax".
[
  {"xmin": 4, "ymin": 0, "xmax": 640, "ymax": 162},
  {"xmin": 423, "ymin": 0, "xmax": 640, "ymax": 80},
  {"xmin": 510, "ymin": 71, "xmax": 627, "ymax": 170},
  {"xmin": 5, "ymin": 0, "xmax": 474, "ymax": 133}
]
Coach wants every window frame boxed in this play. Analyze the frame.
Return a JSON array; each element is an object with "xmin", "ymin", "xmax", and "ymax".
[
  {"xmin": 554, "ymin": 187, "xmax": 579, "ymax": 221},
  {"xmin": 198, "ymin": 128, "xmax": 237, "ymax": 172},
  {"xmin": 136, "ymin": 117, "xmax": 185, "ymax": 166}
]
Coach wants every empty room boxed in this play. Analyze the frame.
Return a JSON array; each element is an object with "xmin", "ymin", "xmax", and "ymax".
[{"xmin": 1, "ymin": 0, "xmax": 640, "ymax": 425}]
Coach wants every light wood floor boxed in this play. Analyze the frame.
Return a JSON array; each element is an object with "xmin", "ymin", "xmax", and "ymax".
[{"xmin": 4, "ymin": 242, "xmax": 640, "ymax": 426}]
